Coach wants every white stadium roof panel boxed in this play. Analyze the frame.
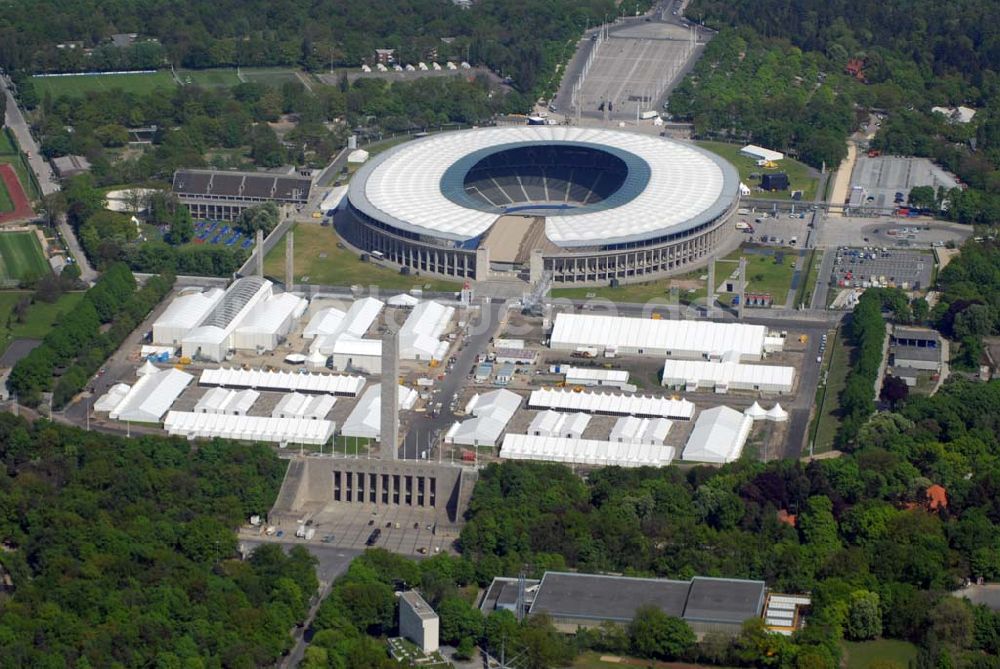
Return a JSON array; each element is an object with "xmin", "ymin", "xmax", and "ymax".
[{"xmin": 349, "ymin": 126, "xmax": 739, "ymax": 248}]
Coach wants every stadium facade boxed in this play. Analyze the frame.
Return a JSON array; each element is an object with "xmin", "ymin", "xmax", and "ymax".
[
  {"xmin": 173, "ymin": 168, "xmax": 312, "ymax": 221},
  {"xmin": 341, "ymin": 127, "xmax": 741, "ymax": 285}
]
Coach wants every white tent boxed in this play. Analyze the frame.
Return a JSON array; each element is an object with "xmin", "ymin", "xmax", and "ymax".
[
  {"xmin": 94, "ymin": 383, "xmax": 130, "ymax": 412},
  {"xmin": 152, "ymin": 288, "xmax": 224, "ymax": 345},
  {"xmin": 330, "ymin": 336, "xmax": 382, "ymax": 374},
  {"xmin": 500, "ymin": 434, "xmax": 676, "ymax": 468},
  {"xmin": 194, "ymin": 387, "xmax": 259, "ymax": 415},
  {"xmin": 200, "ymin": 367, "xmax": 365, "ymax": 396},
  {"xmin": 564, "ymin": 367, "xmax": 630, "ymax": 389},
  {"xmin": 744, "ymin": 401, "xmax": 767, "ymax": 420},
  {"xmin": 137, "ymin": 359, "xmax": 159, "ymax": 377},
  {"xmin": 232, "ymin": 292, "xmax": 308, "ymax": 352},
  {"xmin": 681, "ymin": 406, "xmax": 753, "ymax": 464},
  {"xmin": 164, "ymin": 411, "xmax": 335, "ymax": 446},
  {"xmin": 765, "ymin": 403, "xmax": 789, "ymax": 423},
  {"xmin": 740, "ymin": 144, "xmax": 784, "ymax": 162},
  {"xmin": 661, "ymin": 359, "xmax": 794, "ymax": 394},
  {"xmin": 341, "ymin": 384, "xmax": 419, "ymax": 439},
  {"xmin": 347, "ymin": 149, "xmax": 370, "ymax": 164},
  {"xmin": 528, "ymin": 387, "xmax": 695, "ymax": 420},
  {"xmin": 528, "ymin": 410, "xmax": 591, "ymax": 439},
  {"xmin": 387, "ymin": 293, "xmax": 420, "ymax": 307},
  {"xmin": 399, "ymin": 300, "xmax": 454, "ymax": 361},
  {"xmin": 306, "ymin": 350, "xmax": 329, "ymax": 371},
  {"xmin": 550, "ymin": 313, "xmax": 769, "ymax": 361},
  {"xmin": 272, "ymin": 392, "xmax": 336, "ymax": 420},
  {"xmin": 110, "ymin": 368, "xmax": 193, "ymax": 423},
  {"xmin": 309, "ymin": 298, "xmax": 384, "ymax": 354},
  {"xmin": 181, "ymin": 277, "xmax": 273, "ymax": 362},
  {"xmin": 609, "ymin": 416, "xmax": 672, "ymax": 445},
  {"xmin": 446, "ymin": 389, "xmax": 522, "ymax": 447},
  {"xmin": 303, "ymin": 307, "xmax": 346, "ymax": 338}
]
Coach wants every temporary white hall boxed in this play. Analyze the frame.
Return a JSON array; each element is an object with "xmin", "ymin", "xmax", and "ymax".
[
  {"xmin": 681, "ymin": 406, "xmax": 753, "ymax": 464},
  {"xmin": 152, "ymin": 287, "xmax": 224, "ymax": 346},
  {"xmin": 528, "ymin": 387, "xmax": 695, "ymax": 420},
  {"xmin": 272, "ymin": 392, "xmax": 337, "ymax": 420},
  {"xmin": 199, "ymin": 367, "xmax": 365, "ymax": 396},
  {"xmin": 109, "ymin": 368, "xmax": 194, "ymax": 423},
  {"xmin": 306, "ymin": 297, "xmax": 384, "ymax": 348},
  {"xmin": 563, "ymin": 367, "xmax": 631, "ymax": 389},
  {"xmin": 341, "ymin": 384, "xmax": 419, "ymax": 440},
  {"xmin": 549, "ymin": 313, "xmax": 775, "ymax": 361},
  {"xmin": 387, "ymin": 293, "xmax": 420, "ymax": 307},
  {"xmin": 330, "ymin": 337, "xmax": 383, "ymax": 375},
  {"xmin": 94, "ymin": 383, "xmax": 130, "ymax": 412},
  {"xmin": 181, "ymin": 277, "xmax": 284, "ymax": 362},
  {"xmin": 445, "ymin": 389, "xmax": 522, "ymax": 447},
  {"xmin": 501, "ymin": 433, "xmax": 676, "ymax": 468},
  {"xmin": 740, "ymin": 144, "xmax": 784, "ymax": 163},
  {"xmin": 609, "ymin": 416, "xmax": 672, "ymax": 445},
  {"xmin": 661, "ymin": 359, "xmax": 795, "ymax": 394},
  {"xmin": 528, "ymin": 410, "xmax": 591, "ymax": 439},
  {"xmin": 194, "ymin": 387, "xmax": 260, "ymax": 415},
  {"xmin": 164, "ymin": 411, "xmax": 335, "ymax": 446},
  {"xmin": 399, "ymin": 300, "xmax": 454, "ymax": 361},
  {"xmin": 231, "ymin": 292, "xmax": 308, "ymax": 352}
]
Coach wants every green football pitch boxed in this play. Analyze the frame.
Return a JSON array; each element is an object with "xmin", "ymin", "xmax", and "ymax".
[{"xmin": 0, "ymin": 232, "xmax": 49, "ymax": 282}]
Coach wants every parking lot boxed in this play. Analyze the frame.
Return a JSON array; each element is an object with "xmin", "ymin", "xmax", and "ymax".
[
  {"xmin": 849, "ymin": 155, "xmax": 961, "ymax": 211},
  {"xmin": 830, "ymin": 247, "xmax": 932, "ymax": 291}
]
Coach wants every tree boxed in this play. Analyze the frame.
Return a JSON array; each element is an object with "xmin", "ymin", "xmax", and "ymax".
[
  {"xmin": 455, "ymin": 636, "xmax": 475, "ymax": 660},
  {"xmin": 908, "ymin": 185, "xmax": 937, "ymax": 210},
  {"xmin": 168, "ymin": 203, "xmax": 194, "ymax": 245},
  {"xmin": 880, "ymin": 374, "xmax": 909, "ymax": 409},
  {"xmin": 628, "ymin": 606, "xmax": 696, "ymax": 660},
  {"xmin": 927, "ymin": 597, "xmax": 974, "ymax": 649},
  {"xmin": 845, "ymin": 590, "xmax": 882, "ymax": 640},
  {"xmin": 437, "ymin": 596, "xmax": 483, "ymax": 645},
  {"xmin": 236, "ymin": 201, "xmax": 280, "ymax": 237}
]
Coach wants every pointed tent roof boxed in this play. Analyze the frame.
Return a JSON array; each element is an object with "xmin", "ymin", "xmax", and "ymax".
[
  {"xmin": 765, "ymin": 403, "xmax": 788, "ymax": 422},
  {"xmin": 744, "ymin": 401, "xmax": 767, "ymax": 420},
  {"xmin": 137, "ymin": 359, "xmax": 160, "ymax": 376}
]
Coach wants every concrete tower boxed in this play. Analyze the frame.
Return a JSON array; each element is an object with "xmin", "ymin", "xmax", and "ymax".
[
  {"xmin": 285, "ymin": 230, "xmax": 294, "ymax": 291},
  {"xmin": 706, "ymin": 257, "xmax": 716, "ymax": 317},
  {"xmin": 737, "ymin": 257, "xmax": 747, "ymax": 320},
  {"xmin": 256, "ymin": 229, "xmax": 264, "ymax": 278},
  {"xmin": 381, "ymin": 330, "xmax": 400, "ymax": 460}
]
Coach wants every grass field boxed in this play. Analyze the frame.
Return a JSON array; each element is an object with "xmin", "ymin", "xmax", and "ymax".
[
  {"xmin": 0, "ymin": 131, "xmax": 16, "ymax": 155},
  {"xmin": 241, "ymin": 68, "xmax": 305, "ymax": 89},
  {"xmin": 550, "ymin": 245, "xmax": 798, "ymax": 306},
  {"xmin": 796, "ymin": 249, "xmax": 821, "ymax": 308},
  {"xmin": 810, "ymin": 326, "xmax": 851, "ymax": 454},
  {"xmin": 0, "ymin": 178, "xmax": 12, "ymax": 213},
  {"xmin": 842, "ymin": 640, "xmax": 918, "ymax": 669},
  {"xmin": 697, "ymin": 141, "xmax": 819, "ymax": 201},
  {"xmin": 0, "ymin": 291, "xmax": 85, "ymax": 354},
  {"xmin": 0, "ymin": 232, "xmax": 49, "ymax": 283},
  {"xmin": 263, "ymin": 223, "xmax": 461, "ymax": 292},
  {"xmin": 177, "ymin": 68, "xmax": 241, "ymax": 88},
  {"xmin": 31, "ymin": 71, "xmax": 177, "ymax": 97}
]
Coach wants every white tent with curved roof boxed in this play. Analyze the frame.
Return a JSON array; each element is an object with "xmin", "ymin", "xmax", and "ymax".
[{"xmin": 681, "ymin": 406, "xmax": 753, "ymax": 464}]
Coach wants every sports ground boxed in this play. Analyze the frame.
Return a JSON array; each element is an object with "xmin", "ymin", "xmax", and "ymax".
[
  {"xmin": 0, "ymin": 165, "xmax": 34, "ymax": 224},
  {"xmin": 0, "ymin": 231, "xmax": 49, "ymax": 283}
]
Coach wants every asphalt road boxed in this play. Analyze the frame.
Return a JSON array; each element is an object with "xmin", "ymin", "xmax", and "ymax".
[{"xmin": 401, "ymin": 299, "xmax": 508, "ymax": 459}]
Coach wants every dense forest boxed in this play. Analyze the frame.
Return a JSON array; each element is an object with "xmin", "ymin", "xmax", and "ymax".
[
  {"xmin": 459, "ymin": 377, "xmax": 1000, "ymax": 667},
  {"xmin": 686, "ymin": 0, "xmax": 1000, "ymax": 222},
  {"xmin": 0, "ymin": 414, "xmax": 315, "ymax": 666},
  {"xmin": 0, "ymin": 0, "xmax": 648, "ymax": 96},
  {"xmin": 932, "ymin": 240, "xmax": 1000, "ymax": 369}
]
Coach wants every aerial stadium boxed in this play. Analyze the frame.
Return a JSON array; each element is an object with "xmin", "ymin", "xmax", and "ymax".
[{"xmin": 341, "ymin": 127, "xmax": 741, "ymax": 286}]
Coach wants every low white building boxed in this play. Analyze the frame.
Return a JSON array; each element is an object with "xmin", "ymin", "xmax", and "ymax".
[
  {"xmin": 110, "ymin": 368, "xmax": 193, "ymax": 423},
  {"xmin": 272, "ymin": 392, "xmax": 337, "ymax": 420},
  {"xmin": 399, "ymin": 591, "xmax": 439, "ymax": 653},
  {"xmin": 181, "ymin": 277, "xmax": 283, "ymax": 362},
  {"xmin": 445, "ymin": 389, "xmax": 522, "ymax": 447},
  {"xmin": 152, "ymin": 288, "xmax": 224, "ymax": 346},
  {"xmin": 307, "ymin": 297, "xmax": 384, "ymax": 355},
  {"xmin": 501, "ymin": 433, "xmax": 676, "ymax": 468},
  {"xmin": 661, "ymin": 359, "xmax": 795, "ymax": 394},
  {"xmin": 528, "ymin": 410, "xmax": 591, "ymax": 439},
  {"xmin": 94, "ymin": 383, "xmax": 130, "ymax": 412},
  {"xmin": 609, "ymin": 416, "xmax": 672, "ymax": 445},
  {"xmin": 232, "ymin": 292, "xmax": 307, "ymax": 352},
  {"xmin": 399, "ymin": 301, "xmax": 454, "ymax": 361},
  {"xmin": 331, "ymin": 337, "xmax": 382, "ymax": 374},
  {"xmin": 164, "ymin": 411, "xmax": 335, "ymax": 446},
  {"xmin": 341, "ymin": 385, "xmax": 419, "ymax": 440},
  {"xmin": 529, "ymin": 387, "xmax": 695, "ymax": 420},
  {"xmin": 740, "ymin": 144, "xmax": 784, "ymax": 162},
  {"xmin": 564, "ymin": 366, "xmax": 630, "ymax": 389},
  {"xmin": 681, "ymin": 406, "xmax": 753, "ymax": 464},
  {"xmin": 194, "ymin": 387, "xmax": 259, "ymax": 415},
  {"xmin": 200, "ymin": 367, "xmax": 366, "ymax": 396}
]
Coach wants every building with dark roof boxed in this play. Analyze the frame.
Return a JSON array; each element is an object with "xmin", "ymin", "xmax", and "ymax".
[
  {"xmin": 172, "ymin": 169, "xmax": 312, "ymax": 221},
  {"xmin": 482, "ymin": 571, "xmax": 767, "ymax": 636},
  {"xmin": 890, "ymin": 325, "xmax": 943, "ymax": 377}
]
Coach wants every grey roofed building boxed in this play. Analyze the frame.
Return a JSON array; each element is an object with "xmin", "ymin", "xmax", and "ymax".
[
  {"xmin": 529, "ymin": 572, "xmax": 692, "ymax": 623},
  {"xmin": 172, "ymin": 168, "xmax": 312, "ymax": 221},
  {"xmin": 479, "ymin": 576, "xmax": 540, "ymax": 616},
  {"xmin": 51, "ymin": 155, "xmax": 92, "ymax": 179},
  {"xmin": 684, "ymin": 576, "xmax": 767, "ymax": 625},
  {"xmin": 893, "ymin": 346, "xmax": 942, "ymax": 363}
]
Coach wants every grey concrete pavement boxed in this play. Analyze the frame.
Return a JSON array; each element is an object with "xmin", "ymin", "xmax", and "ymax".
[
  {"xmin": 56, "ymin": 214, "xmax": 98, "ymax": 283},
  {"xmin": 1, "ymin": 75, "xmax": 59, "ymax": 196}
]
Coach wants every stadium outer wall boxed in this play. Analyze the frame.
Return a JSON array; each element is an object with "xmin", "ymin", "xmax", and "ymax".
[{"xmin": 335, "ymin": 197, "xmax": 741, "ymax": 288}]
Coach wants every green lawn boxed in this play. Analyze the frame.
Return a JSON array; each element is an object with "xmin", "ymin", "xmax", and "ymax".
[
  {"xmin": 0, "ymin": 176, "xmax": 12, "ymax": 213},
  {"xmin": 842, "ymin": 640, "xmax": 919, "ymax": 669},
  {"xmin": 0, "ymin": 291, "xmax": 85, "ymax": 353},
  {"xmin": 697, "ymin": 140, "xmax": 819, "ymax": 201},
  {"xmin": 0, "ymin": 232, "xmax": 49, "ymax": 283},
  {"xmin": 0, "ymin": 130, "xmax": 17, "ymax": 155},
  {"xmin": 796, "ymin": 249, "xmax": 821, "ymax": 308},
  {"xmin": 810, "ymin": 327, "xmax": 852, "ymax": 454},
  {"xmin": 31, "ymin": 71, "xmax": 177, "ymax": 97},
  {"xmin": 240, "ymin": 68, "xmax": 305, "ymax": 89},
  {"xmin": 550, "ymin": 246, "xmax": 798, "ymax": 306},
  {"xmin": 573, "ymin": 652, "xmax": 730, "ymax": 669},
  {"xmin": 263, "ymin": 223, "xmax": 461, "ymax": 292},
  {"xmin": 177, "ymin": 68, "xmax": 241, "ymax": 88}
]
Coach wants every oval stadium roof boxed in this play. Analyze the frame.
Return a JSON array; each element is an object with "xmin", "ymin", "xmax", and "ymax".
[{"xmin": 348, "ymin": 127, "xmax": 740, "ymax": 248}]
